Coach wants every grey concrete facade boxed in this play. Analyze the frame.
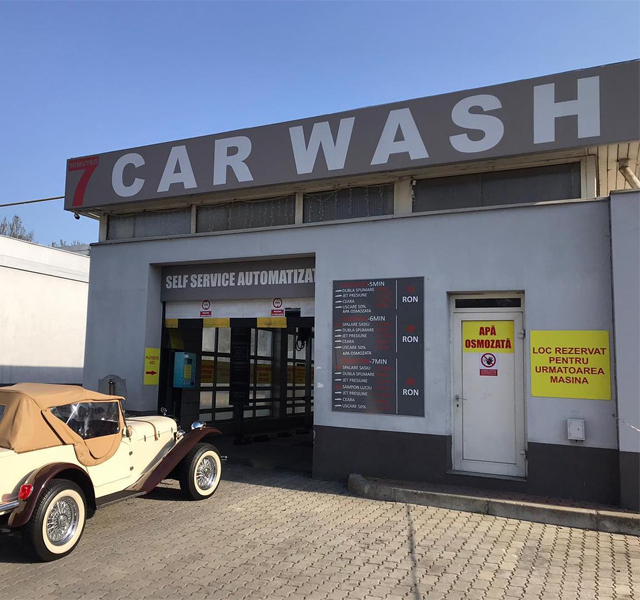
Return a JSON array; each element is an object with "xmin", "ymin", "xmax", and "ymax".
[
  {"xmin": 86, "ymin": 200, "xmax": 616, "ymax": 447},
  {"xmin": 81, "ymin": 195, "xmax": 639, "ymax": 506}
]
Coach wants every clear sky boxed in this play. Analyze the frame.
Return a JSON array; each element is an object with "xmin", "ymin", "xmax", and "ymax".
[{"xmin": 1, "ymin": 1, "xmax": 638, "ymax": 246}]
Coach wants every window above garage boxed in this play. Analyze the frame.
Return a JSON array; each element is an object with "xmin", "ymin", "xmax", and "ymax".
[
  {"xmin": 303, "ymin": 184, "xmax": 394, "ymax": 223},
  {"xmin": 413, "ymin": 162, "xmax": 582, "ymax": 214},
  {"xmin": 196, "ymin": 195, "xmax": 295, "ymax": 233},
  {"xmin": 107, "ymin": 208, "xmax": 191, "ymax": 240},
  {"xmin": 100, "ymin": 158, "xmax": 593, "ymax": 242}
]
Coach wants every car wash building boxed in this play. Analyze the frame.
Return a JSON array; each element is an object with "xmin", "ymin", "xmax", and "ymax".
[{"xmin": 66, "ymin": 60, "xmax": 640, "ymax": 510}]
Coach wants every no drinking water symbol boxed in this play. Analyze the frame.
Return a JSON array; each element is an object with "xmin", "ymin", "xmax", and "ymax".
[{"xmin": 481, "ymin": 353, "xmax": 497, "ymax": 368}]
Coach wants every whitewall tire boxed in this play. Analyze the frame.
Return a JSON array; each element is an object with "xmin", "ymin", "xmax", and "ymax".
[
  {"xmin": 22, "ymin": 479, "xmax": 87, "ymax": 562},
  {"xmin": 179, "ymin": 443, "xmax": 222, "ymax": 500}
]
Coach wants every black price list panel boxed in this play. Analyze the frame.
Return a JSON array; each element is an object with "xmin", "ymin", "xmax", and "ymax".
[{"xmin": 332, "ymin": 278, "xmax": 424, "ymax": 416}]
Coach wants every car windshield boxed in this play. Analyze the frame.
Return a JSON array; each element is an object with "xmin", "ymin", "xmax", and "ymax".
[{"xmin": 51, "ymin": 402, "xmax": 120, "ymax": 440}]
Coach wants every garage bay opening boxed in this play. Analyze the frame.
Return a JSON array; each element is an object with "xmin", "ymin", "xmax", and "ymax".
[{"xmin": 159, "ymin": 316, "xmax": 315, "ymax": 474}]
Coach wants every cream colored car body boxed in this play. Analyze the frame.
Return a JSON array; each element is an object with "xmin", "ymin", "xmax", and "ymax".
[{"xmin": 0, "ymin": 415, "xmax": 177, "ymax": 515}]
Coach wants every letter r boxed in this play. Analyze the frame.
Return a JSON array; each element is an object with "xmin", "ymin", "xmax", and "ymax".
[{"xmin": 213, "ymin": 136, "xmax": 254, "ymax": 185}]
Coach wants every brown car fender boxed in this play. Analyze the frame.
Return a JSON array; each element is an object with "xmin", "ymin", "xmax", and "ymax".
[
  {"xmin": 126, "ymin": 426, "xmax": 221, "ymax": 495},
  {"xmin": 8, "ymin": 463, "xmax": 96, "ymax": 529}
]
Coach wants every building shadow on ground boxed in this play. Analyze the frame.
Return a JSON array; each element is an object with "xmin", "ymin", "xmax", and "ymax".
[
  {"xmin": 141, "ymin": 462, "xmax": 348, "ymax": 502},
  {"xmin": 0, "ymin": 531, "xmax": 33, "ymax": 564}
]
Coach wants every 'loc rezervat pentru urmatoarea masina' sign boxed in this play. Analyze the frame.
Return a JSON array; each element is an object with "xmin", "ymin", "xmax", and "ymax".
[{"xmin": 530, "ymin": 330, "xmax": 611, "ymax": 400}]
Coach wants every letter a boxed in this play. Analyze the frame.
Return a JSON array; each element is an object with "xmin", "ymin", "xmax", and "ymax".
[
  {"xmin": 157, "ymin": 145, "xmax": 197, "ymax": 192},
  {"xmin": 371, "ymin": 108, "xmax": 428, "ymax": 165}
]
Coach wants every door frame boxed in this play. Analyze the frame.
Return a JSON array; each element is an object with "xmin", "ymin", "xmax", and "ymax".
[{"xmin": 449, "ymin": 293, "xmax": 527, "ymax": 479}]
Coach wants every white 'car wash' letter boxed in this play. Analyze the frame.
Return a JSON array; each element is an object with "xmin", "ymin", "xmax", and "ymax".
[
  {"xmin": 450, "ymin": 94, "xmax": 504, "ymax": 153},
  {"xmin": 289, "ymin": 117, "xmax": 355, "ymax": 174},
  {"xmin": 112, "ymin": 153, "xmax": 145, "ymax": 197},
  {"xmin": 213, "ymin": 136, "xmax": 253, "ymax": 185},
  {"xmin": 157, "ymin": 145, "xmax": 197, "ymax": 193},
  {"xmin": 534, "ymin": 76, "xmax": 600, "ymax": 144},
  {"xmin": 371, "ymin": 108, "xmax": 428, "ymax": 165}
]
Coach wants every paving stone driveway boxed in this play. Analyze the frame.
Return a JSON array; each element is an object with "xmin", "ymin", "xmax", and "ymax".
[{"xmin": 0, "ymin": 465, "xmax": 638, "ymax": 600}]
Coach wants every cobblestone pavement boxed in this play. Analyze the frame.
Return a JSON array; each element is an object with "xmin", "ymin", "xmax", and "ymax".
[{"xmin": 0, "ymin": 465, "xmax": 638, "ymax": 600}]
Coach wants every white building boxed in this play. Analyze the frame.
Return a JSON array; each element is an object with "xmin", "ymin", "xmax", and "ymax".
[
  {"xmin": 66, "ymin": 61, "xmax": 640, "ymax": 510},
  {"xmin": 0, "ymin": 236, "xmax": 90, "ymax": 385}
]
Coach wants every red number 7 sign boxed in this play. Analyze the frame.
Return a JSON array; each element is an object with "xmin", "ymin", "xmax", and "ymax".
[{"xmin": 68, "ymin": 156, "xmax": 99, "ymax": 207}]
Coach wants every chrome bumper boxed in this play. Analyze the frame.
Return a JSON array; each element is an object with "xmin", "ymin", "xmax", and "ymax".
[{"xmin": 0, "ymin": 501, "xmax": 19, "ymax": 515}]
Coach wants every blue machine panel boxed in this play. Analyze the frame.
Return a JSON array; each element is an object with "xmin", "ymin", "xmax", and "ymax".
[{"xmin": 173, "ymin": 352, "xmax": 196, "ymax": 389}]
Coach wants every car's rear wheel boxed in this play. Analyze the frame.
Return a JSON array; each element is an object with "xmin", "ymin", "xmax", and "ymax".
[
  {"xmin": 21, "ymin": 479, "xmax": 86, "ymax": 562},
  {"xmin": 179, "ymin": 443, "xmax": 222, "ymax": 500}
]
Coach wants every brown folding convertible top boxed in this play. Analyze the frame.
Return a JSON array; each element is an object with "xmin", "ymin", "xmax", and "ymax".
[{"xmin": 0, "ymin": 383, "xmax": 125, "ymax": 465}]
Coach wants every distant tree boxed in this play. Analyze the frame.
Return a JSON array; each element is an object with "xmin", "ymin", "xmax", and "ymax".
[
  {"xmin": 51, "ymin": 239, "xmax": 86, "ymax": 248},
  {"xmin": 0, "ymin": 215, "xmax": 35, "ymax": 242}
]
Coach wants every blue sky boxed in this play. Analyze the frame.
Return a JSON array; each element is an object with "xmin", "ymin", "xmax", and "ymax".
[{"xmin": 1, "ymin": 1, "xmax": 638, "ymax": 246}]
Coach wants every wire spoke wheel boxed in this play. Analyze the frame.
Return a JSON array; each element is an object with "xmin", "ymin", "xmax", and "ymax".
[
  {"xmin": 46, "ymin": 496, "xmax": 80, "ymax": 546},
  {"xmin": 180, "ymin": 443, "xmax": 222, "ymax": 500},
  {"xmin": 196, "ymin": 455, "xmax": 217, "ymax": 491},
  {"xmin": 22, "ymin": 479, "xmax": 87, "ymax": 562}
]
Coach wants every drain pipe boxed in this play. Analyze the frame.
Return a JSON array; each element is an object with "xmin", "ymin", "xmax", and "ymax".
[{"xmin": 619, "ymin": 159, "xmax": 640, "ymax": 189}]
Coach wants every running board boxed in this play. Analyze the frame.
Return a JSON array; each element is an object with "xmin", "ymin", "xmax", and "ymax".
[{"xmin": 96, "ymin": 490, "xmax": 146, "ymax": 509}]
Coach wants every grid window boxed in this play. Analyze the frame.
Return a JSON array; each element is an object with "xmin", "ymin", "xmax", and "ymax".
[
  {"xmin": 413, "ymin": 163, "xmax": 582, "ymax": 213},
  {"xmin": 107, "ymin": 209, "xmax": 191, "ymax": 240},
  {"xmin": 197, "ymin": 327, "xmax": 275, "ymax": 423},
  {"xmin": 286, "ymin": 328, "xmax": 314, "ymax": 415},
  {"xmin": 303, "ymin": 184, "xmax": 394, "ymax": 223},
  {"xmin": 170, "ymin": 324, "xmax": 314, "ymax": 425},
  {"xmin": 197, "ymin": 195, "xmax": 295, "ymax": 233}
]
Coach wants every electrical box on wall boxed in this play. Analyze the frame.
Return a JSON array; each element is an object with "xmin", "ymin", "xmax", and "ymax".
[{"xmin": 567, "ymin": 418, "xmax": 585, "ymax": 441}]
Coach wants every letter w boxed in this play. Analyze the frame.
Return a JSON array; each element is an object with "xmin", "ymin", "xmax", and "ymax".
[{"xmin": 289, "ymin": 118, "xmax": 355, "ymax": 174}]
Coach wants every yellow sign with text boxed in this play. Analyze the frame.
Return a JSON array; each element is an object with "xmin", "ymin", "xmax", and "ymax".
[
  {"xmin": 200, "ymin": 362, "xmax": 310, "ymax": 386},
  {"xmin": 201, "ymin": 361, "xmax": 215, "ymax": 384},
  {"xmin": 531, "ymin": 331, "xmax": 611, "ymax": 400},
  {"xmin": 168, "ymin": 330, "xmax": 184, "ymax": 350},
  {"xmin": 143, "ymin": 348, "xmax": 161, "ymax": 386},
  {"xmin": 463, "ymin": 321, "xmax": 514, "ymax": 353}
]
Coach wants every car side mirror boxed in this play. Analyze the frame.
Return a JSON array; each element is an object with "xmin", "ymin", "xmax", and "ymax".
[{"xmin": 124, "ymin": 425, "xmax": 133, "ymax": 439}]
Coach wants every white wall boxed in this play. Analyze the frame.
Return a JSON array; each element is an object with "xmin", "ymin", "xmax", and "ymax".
[
  {"xmin": 84, "ymin": 199, "xmax": 618, "ymax": 450},
  {"xmin": 0, "ymin": 237, "xmax": 89, "ymax": 384}
]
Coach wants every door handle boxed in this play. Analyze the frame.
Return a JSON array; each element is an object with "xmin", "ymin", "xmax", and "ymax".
[{"xmin": 454, "ymin": 394, "xmax": 466, "ymax": 408}]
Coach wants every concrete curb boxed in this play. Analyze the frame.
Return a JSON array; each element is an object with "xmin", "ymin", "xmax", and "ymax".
[{"xmin": 348, "ymin": 474, "xmax": 640, "ymax": 536}]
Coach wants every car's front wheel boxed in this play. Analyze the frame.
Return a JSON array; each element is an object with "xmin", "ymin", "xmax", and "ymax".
[
  {"xmin": 21, "ymin": 479, "xmax": 86, "ymax": 562},
  {"xmin": 179, "ymin": 443, "xmax": 222, "ymax": 500}
]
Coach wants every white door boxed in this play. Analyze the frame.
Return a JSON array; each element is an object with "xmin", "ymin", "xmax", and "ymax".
[
  {"xmin": 87, "ymin": 436, "xmax": 134, "ymax": 497},
  {"xmin": 453, "ymin": 310, "xmax": 526, "ymax": 477}
]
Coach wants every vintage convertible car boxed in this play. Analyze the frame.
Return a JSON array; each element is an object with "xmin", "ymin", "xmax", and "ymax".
[{"xmin": 0, "ymin": 383, "xmax": 222, "ymax": 561}]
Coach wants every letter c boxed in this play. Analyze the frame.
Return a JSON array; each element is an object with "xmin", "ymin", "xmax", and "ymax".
[{"xmin": 112, "ymin": 153, "xmax": 145, "ymax": 197}]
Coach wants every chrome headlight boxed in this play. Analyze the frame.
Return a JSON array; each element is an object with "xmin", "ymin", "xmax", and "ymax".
[{"xmin": 191, "ymin": 421, "xmax": 205, "ymax": 430}]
